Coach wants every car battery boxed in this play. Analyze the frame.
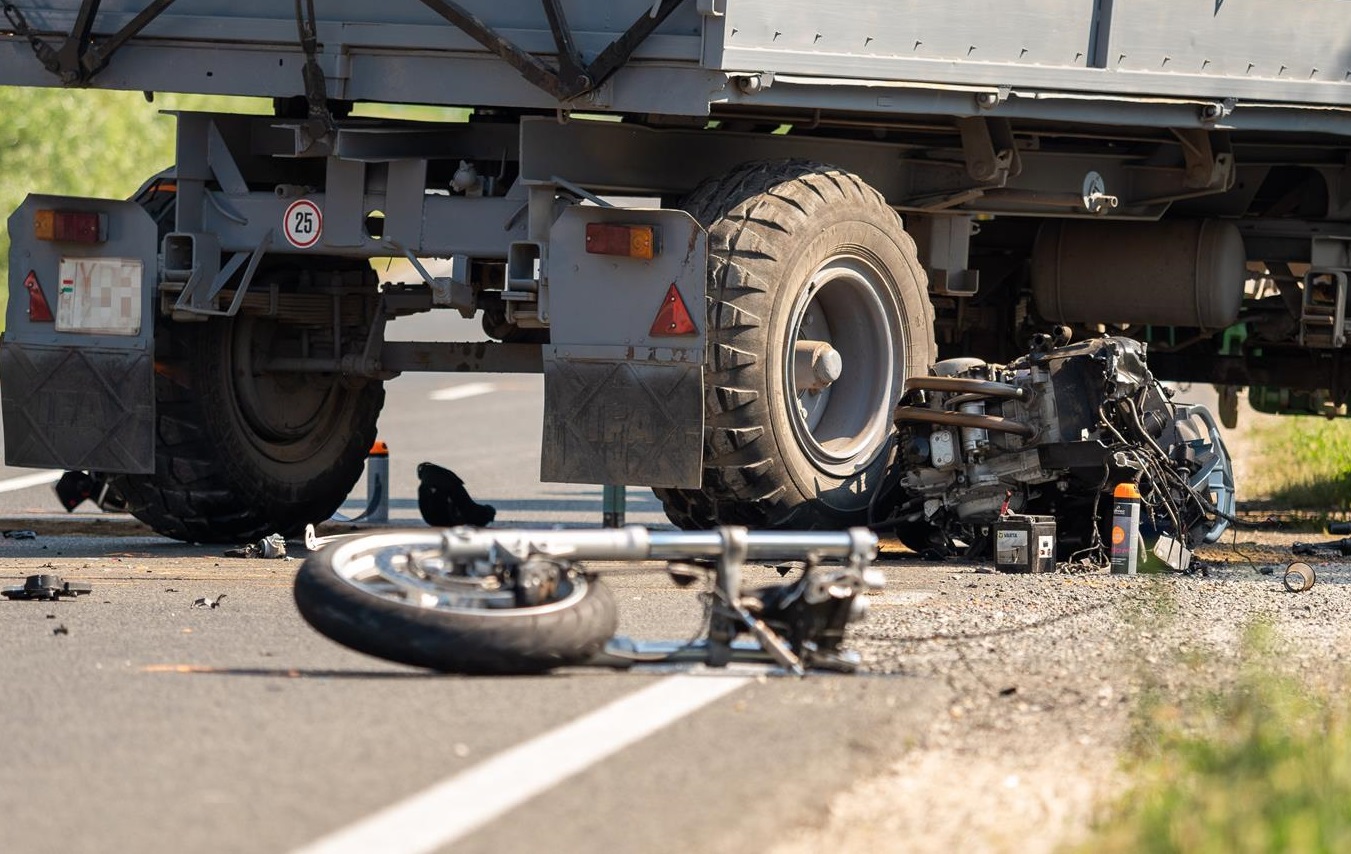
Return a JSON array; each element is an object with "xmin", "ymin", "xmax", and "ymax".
[{"xmin": 993, "ymin": 514, "xmax": 1056, "ymax": 573}]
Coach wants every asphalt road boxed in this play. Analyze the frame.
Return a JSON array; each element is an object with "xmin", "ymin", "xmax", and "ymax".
[
  {"xmin": 0, "ymin": 310, "xmax": 949, "ymax": 854},
  {"xmin": 0, "ymin": 308, "xmax": 1256, "ymax": 853}
]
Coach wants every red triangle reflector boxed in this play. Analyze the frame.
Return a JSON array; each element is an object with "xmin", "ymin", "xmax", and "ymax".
[
  {"xmin": 650, "ymin": 283, "xmax": 697, "ymax": 337},
  {"xmin": 24, "ymin": 271, "xmax": 54, "ymax": 322}
]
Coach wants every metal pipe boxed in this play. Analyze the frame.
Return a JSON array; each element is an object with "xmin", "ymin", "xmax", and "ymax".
[
  {"xmin": 894, "ymin": 406, "xmax": 1036, "ymax": 438},
  {"xmin": 376, "ymin": 526, "xmax": 878, "ymax": 563},
  {"xmin": 904, "ymin": 376, "xmax": 1027, "ymax": 400}
]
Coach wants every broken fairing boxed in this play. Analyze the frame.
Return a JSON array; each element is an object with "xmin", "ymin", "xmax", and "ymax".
[{"xmin": 879, "ymin": 334, "xmax": 1235, "ymax": 561}]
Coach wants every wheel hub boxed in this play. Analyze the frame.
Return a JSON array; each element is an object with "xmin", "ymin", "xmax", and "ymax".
[{"xmin": 784, "ymin": 256, "xmax": 900, "ymax": 473}]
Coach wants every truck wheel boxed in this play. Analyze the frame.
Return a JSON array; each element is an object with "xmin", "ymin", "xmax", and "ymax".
[
  {"xmin": 656, "ymin": 161, "xmax": 934, "ymax": 529},
  {"xmin": 112, "ymin": 272, "xmax": 383, "ymax": 543}
]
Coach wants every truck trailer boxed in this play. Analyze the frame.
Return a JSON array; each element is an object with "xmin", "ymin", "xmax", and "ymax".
[{"xmin": 0, "ymin": 1, "xmax": 1346, "ymax": 542}]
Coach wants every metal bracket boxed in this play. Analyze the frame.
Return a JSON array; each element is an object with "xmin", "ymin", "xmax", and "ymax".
[
  {"xmin": 706, "ymin": 526, "xmax": 748, "ymax": 668},
  {"xmin": 414, "ymin": 0, "xmax": 685, "ymax": 101},
  {"xmin": 957, "ymin": 116, "xmax": 1021, "ymax": 185},
  {"xmin": 170, "ymin": 230, "xmax": 273, "ymax": 318},
  {"xmin": 1173, "ymin": 128, "xmax": 1234, "ymax": 191},
  {"xmin": 3, "ymin": 0, "xmax": 178, "ymax": 85},
  {"xmin": 1300, "ymin": 268, "xmax": 1350, "ymax": 349},
  {"xmin": 294, "ymin": 0, "xmax": 335, "ymax": 157}
]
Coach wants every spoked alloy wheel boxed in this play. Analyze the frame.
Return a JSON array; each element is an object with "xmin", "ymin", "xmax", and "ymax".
[{"xmin": 294, "ymin": 532, "xmax": 619, "ymax": 674}]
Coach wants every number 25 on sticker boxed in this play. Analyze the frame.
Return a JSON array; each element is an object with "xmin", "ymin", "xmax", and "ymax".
[{"xmin": 283, "ymin": 199, "xmax": 323, "ymax": 249}]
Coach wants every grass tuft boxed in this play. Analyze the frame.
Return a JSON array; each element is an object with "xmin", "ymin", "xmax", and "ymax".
[
  {"xmin": 1086, "ymin": 621, "xmax": 1351, "ymax": 854},
  {"xmin": 1245, "ymin": 416, "xmax": 1351, "ymax": 513}
]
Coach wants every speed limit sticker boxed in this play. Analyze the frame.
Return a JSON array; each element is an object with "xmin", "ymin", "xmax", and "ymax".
[{"xmin": 283, "ymin": 199, "xmax": 323, "ymax": 249}]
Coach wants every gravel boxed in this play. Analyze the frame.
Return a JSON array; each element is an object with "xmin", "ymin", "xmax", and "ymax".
[{"xmin": 771, "ymin": 535, "xmax": 1351, "ymax": 854}]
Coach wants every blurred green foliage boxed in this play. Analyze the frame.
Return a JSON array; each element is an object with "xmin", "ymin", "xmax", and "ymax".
[
  {"xmin": 0, "ymin": 87, "xmax": 268, "ymax": 327},
  {"xmin": 1087, "ymin": 621, "xmax": 1351, "ymax": 854},
  {"xmin": 0, "ymin": 89, "xmax": 470, "ymax": 331},
  {"xmin": 1247, "ymin": 416, "xmax": 1351, "ymax": 512}
]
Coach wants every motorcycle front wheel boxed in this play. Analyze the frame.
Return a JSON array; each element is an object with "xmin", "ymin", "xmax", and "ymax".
[{"xmin": 294, "ymin": 532, "xmax": 618, "ymax": 674}]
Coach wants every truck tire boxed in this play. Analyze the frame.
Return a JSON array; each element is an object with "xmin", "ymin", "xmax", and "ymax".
[
  {"xmin": 294, "ymin": 539, "xmax": 618, "ymax": 674},
  {"xmin": 111, "ymin": 277, "xmax": 383, "ymax": 543},
  {"xmin": 656, "ymin": 161, "xmax": 935, "ymax": 529}
]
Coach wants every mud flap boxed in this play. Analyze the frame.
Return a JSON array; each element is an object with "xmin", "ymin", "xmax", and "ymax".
[
  {"xmin": 541, "ymin": 206, "xmax": 707, "ymax": 488},
  {"xmin": 1, "ymin": 196, "xmax": 157, "ymax": 473}
]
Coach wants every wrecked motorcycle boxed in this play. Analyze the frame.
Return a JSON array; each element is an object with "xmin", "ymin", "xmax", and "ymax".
[
  {"xmin": 878, "ymin": 334, "xmax": 1235, "ymax": 561},
  {"xmin": 294, "ymin": 526, "xmax": 880, "ymax": 675}
]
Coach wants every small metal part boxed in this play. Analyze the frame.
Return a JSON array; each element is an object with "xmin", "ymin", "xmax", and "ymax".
[
  {"xmin": 2, "ymin": 574, "xmax": 92, "ymax": 601},
  {"xmin": 1153, "ymin": 534, "xmax": 1192, "ymax": 572},
  {"xmin": 1283, "ymin": 562, "xmax": 1316, "ymax": 592},
  {"xmin": 224, "ymin": 534, "xmax": 287, "ymax": 559},
  {"xmin": 793, "ymin": 340, "xmax": 842, "ymax": 394},
  {"xmin": 1081, "ymin": 171, "xmax": 1120, "ymax": 214}
]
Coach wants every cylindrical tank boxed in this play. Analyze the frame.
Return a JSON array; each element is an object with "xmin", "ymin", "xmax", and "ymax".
[{"xmin": 1031, "ymin": 219, "xmax": 1245, "ymax": 329}]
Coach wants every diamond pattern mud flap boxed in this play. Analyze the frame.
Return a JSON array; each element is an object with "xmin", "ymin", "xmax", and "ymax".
[
  {"xmin": 543, "ymin": 352, "xmax": 702, "ymax": 488},
  {"xmin": 0, "ymin": 342, "xmax": 154, "ymax": 473},
  {"xmin": 540, "ymin": 205, "xmax": 707, "ymax": 488}
]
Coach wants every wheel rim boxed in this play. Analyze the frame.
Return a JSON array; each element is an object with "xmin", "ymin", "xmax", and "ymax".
[
  {"xmin": 229, "ymin": 314, "xmax": 352, "ymax": 465},
  {"xmin": 782, "ymin": 252, "xmax": 901, "ymax": 476},
  {"xmin": 326, "ymin": 532, "xmax": 592, "ymax": 616}
]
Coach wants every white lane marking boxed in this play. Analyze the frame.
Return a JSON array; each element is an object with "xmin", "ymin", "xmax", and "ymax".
[
  {"xmin": 0, "ymin": 470, "xmax": 62, "ymax": 494},
  {"xmin": 428, "ymin": 381, "xmax": 496, "ymax": 402},
  {"xmin": 294, "ymin": 673, "xmax": 751, "ymax": 854}
]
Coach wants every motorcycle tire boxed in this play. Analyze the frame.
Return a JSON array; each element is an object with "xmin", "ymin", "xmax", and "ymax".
[{"xmin": 294, "ymin": 533, "xmax": 618, "ymax": 675}]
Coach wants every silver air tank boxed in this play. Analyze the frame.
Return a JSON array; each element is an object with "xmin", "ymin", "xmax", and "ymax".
[{"xmin": 1031, "ymin": 219, "xmax": 1245, "ymax": 329}]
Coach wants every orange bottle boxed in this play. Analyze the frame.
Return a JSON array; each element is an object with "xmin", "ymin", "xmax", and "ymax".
[{"xmin": 1109, "ymin": 482, "xmax": 1141, "ymax": 574}]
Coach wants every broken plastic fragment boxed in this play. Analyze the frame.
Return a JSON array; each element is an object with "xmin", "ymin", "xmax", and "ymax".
[
  {"xmin": 2, "ymin": 574, "xmax": 91, "ymax": 600},
  {"xmin": 224, "ymin": 534, "xmax": 287, "ymax": 559}
]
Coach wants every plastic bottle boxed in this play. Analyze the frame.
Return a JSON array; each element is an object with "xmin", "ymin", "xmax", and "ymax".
[
  {"xmin": 1109, "ymin": 482, "xmax": 1141, "ymax": 575},
  {"xmin": 366, "ymin": 440, "xmax": 389, "ymax": 524}
]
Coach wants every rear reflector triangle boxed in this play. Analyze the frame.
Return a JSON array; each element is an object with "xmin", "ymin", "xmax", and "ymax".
[{"xmin": 650, "ymin": 283, "xmax": 698, "ymax": 337}]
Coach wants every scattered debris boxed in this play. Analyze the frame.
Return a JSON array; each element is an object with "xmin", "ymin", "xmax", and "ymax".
[
  {"xmin": 1292, "ymin": 537, "xmax": 1351, "ymax": 557},
  {"xmin": 54, "ymin": 470, "xmax": 127, "ymax": 512},
  {"xmin": 1152, "ymin": 534, "xmax": 1193, "ymax": 572},
  {"xmin": 52, "ymin": 624, "xmax": 68, "ymax": 636},
  {"xmin": 224, "ymin": 533, "xmax": 286, "ymax": 559},
  {"xmin": 2, "ymin": 529, "xmax": 37, "ymax": 540},
  {"xmin": 417, "ymin": 462, "xmax": 496, "ymax": 527},
  {"xmin": 2, "ymin": 574, "xmax": 92, "ymax": 601},
  {"xmin": 191, "ymin": 594, "xmax": 227, "ymax": 609},
  {"xmin": 1283, "ymin": 562, "xmax": 1316, "ymax": 593}
]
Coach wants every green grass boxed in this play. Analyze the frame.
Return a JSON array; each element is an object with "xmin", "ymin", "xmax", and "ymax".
[
  {"xmin": 1086, "ymin": 622, "xmax": 1351, "ymax": 853},
  {"xmin": 1245, "ymin": 416, "xmax": 1351, "ymax": 511}
]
